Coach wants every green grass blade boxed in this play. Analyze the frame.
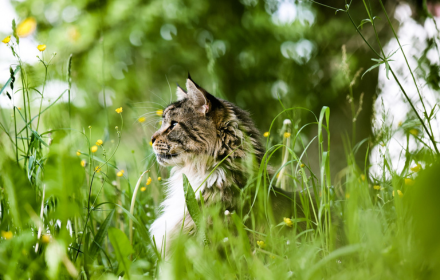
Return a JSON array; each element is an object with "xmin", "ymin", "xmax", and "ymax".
[
  {"xmin": 88, "ymin": 208, "xmax": 115, "ymax": 261},
  {"xmin": 183, "ymin": 174, "xmax": 207, "ymax": 246},
  {"xmin": 108, "ymin": 227, "xmax": 134, "ymax": 278}
]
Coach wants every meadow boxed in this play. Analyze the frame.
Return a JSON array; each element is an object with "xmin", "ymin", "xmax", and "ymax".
[{"xmin": 1, "ymin": 1, "xmax": 440, "ymax": 279}]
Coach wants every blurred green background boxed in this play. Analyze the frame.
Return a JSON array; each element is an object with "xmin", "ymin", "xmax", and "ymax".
[
  {"xmin": 2, "ymin": 0, "xmax": 440, "ymax": 279},
  {"xmin": 2, "ymin": 0, "xmax": 436, "ymax": 175},
  {"xmin": 1, "ymin": 0, "xmax": 400, "ymax": 174}
]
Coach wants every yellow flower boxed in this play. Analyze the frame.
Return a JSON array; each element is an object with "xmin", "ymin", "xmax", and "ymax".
[
  {"xmin": 37, "ymin": 44, "xmax": 46, "ymax": 51},
  {"xmin": 393, "ymin": 190, "xmax": 403, "ymax": 197},
  {"xmin": 91, "ymin": 145, "xmax": 98, "ymax": 153},
  {"xmin": 42, "ymin": 234, "xmax": 51, "ymax": 243},
  {"xmin": 95, "ymin": 166, "xmax": 101, "ymax": 173},
  {"xmin": 345, "ymin": 193, "xmax": 350, "ymax": 199},
  {"xmin": 140, "ymin": 187, "xmax": 147, "ymax": 192},
  {"xmin": 360, "ymin": 174, "xmax": 366, "ymax": 181},
  {"xmin": 17, "ymin": 18, "xmax": 37, "ymax": 37},
  {"xmin": 284, "ymin": 132, "xmax": 291, "ymax": 138},
  {"xmin": 96, "ymin": 139, "xmax": 103, "ymax": 146},
  {"xmin": 158, "ymin": 120, "xmax": 162, "ymax": 126},
  {"xmin": 115, "ymin": 107, "xmax": 123, "ymax": 114},
  {"xmin": 81, "ymin": 160, "xmax": 86, "ymax": 167},
  {"xmin": 300, "ymin": 163, "xmax": 305, "ymax": 168},
  {"xmin": 76, "ymin": 150, "xmax": 81, "ymax": 156},
  {"xmin": 138, "ymin": 117, "xmax": 146, "ymax": 123},
  {"xmin": 2, "ymin": 35, "xmax": 11, "ymax": 44},
  {"xmin": 158, "ymin": 177, "xmax": 162, "ymax": 181},
  {"xmin": 283, "ymin": 217, "xmax": 293, "ymax": 227},
  {"xmin": 263, "ymin": 132, "xmax": 270, "ymax": 137},
  {"xmin": 409, "ymin": 129, "xmax": 419, "ymax": 136},
  {"xmin": 156, "ymin": 109, "xmax": 163, "ymax": 116},
  {"xmin": 405, "ymin": 178, "xmax": 414, "ymax": 186},
  {"xmin": 149, "ymin": 141, "xmax": 153, "ymax": 146},
  {"xmin": 373, "ymin": 185, "xmax": 381, "ymax": 190},
  {"xmin": 146, "ymin": 177, "xmax": 152, "ymax": 186},
  {"xmin": 1, "ymin": 231, "xmax": 13, "ymax": 240},
  {"xmin": 116, "ymin": 170, "xmax": 124, "ymax": 177},
  {"xmin": 398, "ymin": 121, "xmax": 402, "ymax": 127},
  {"xmin": 410, "ymin": 164, "xmax": 421, "ymax": 172},
  {"xmin": 18, "ymin": 107, "xmax": 21, "ymax": 110},
  {"xmin": 257, "ymin": 240, "xmax": 266, "ymax": 249}
]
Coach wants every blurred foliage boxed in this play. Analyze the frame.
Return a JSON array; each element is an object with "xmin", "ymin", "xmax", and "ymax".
[
  {"xmin": 8, "ymin": 0, "xmax": 393, "ymax": 174},
  {"xmin": 1, "ymin": 0, "xmax": 440, "ymax": 279}
]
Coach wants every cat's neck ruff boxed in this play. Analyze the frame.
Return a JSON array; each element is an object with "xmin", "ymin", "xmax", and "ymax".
[{"xmin": 150, "ymin": 160, "xmax": 227, "ymax": 254}]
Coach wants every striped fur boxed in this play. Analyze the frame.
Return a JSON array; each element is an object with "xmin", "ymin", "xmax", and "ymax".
[{"xmin": 150, "ymin": 76, "xmax": 274, "ymax": 254}]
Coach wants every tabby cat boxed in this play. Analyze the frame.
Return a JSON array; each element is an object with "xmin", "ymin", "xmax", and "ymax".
[{"xmin": 150, "ymin": 75, "xmax": 308, "ymax": 253}]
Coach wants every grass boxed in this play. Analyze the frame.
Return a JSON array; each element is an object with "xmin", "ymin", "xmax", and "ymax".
[{"xmin": 1, "ymin": 2, "xmax": 440, "ymax": 279}]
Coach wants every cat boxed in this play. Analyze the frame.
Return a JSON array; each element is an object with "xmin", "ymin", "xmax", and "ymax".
[{"xmin": 149, "ymin": 75, "xmax": 310, "ymax": 254}]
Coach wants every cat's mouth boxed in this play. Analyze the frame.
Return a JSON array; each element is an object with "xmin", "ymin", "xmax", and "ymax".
[
  {"xmin": 156, "ymin": 153, "xmax": 179, "ymax": 159},
  {"xmin": 155, "ymin": 153, "xmax": 180, "ymax": 165}
]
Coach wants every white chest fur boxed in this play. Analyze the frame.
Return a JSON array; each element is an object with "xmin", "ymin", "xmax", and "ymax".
[{"xmin": 149, "ymin": 165, "xmax": 226, "ymax": 253}]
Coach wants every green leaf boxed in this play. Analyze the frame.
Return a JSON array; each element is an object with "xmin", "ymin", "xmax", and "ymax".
[
  {"xmin": 31, "ymin": 129, "xmax": 49, "ymax": 147},
  {"xmin": 0, "ymin": 66, "xmax": 20, "ymax": 96},
  {"xmin": 385, "ymin": 61, "xmax": 390, "ymax": 79},
  {"xmin": 183, "ymin": 174, "xmax": 207, "ymax": 246},
  {"xmin": 108, "ymin": 227, "xmax": 134, "ymax": 277},
  {"xmin": 357, "ymin": 18, "xmax": 371, "ymax": 29},
  {"xmin": 0, "ymin": 158, "xmax": 37, "ymax": 228},
  {"xmin": 88, "ymin": 208, "xmax": 115, "ymax": 261},
  {"xmin": 361, "ymin": 63, "xmax": 381, "ymax": 79}
]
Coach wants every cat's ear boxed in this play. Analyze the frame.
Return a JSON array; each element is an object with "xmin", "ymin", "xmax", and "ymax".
[
  {"xmin": 176, "ymin": 83, "xmax": 187, "ymax": 100},
  {"xmin": 186, "ymin": 74, "xmax": 210, "ymax": 114}
]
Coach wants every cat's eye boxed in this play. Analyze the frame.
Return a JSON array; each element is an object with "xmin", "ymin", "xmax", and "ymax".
[{"xmin": 171, "ymin": 121, "xmax": 178, "ymax": 128}]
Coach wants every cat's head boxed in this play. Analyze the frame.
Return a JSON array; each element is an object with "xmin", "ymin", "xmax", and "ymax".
[{"xmin": 151, "ymin": 75, "xmax": 264, "ymax": 167}]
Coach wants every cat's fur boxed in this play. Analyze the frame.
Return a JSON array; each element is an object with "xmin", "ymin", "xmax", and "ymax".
[{"xmin": 150, "ymin": 75, "xmax": 306, "ymax": 253}]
